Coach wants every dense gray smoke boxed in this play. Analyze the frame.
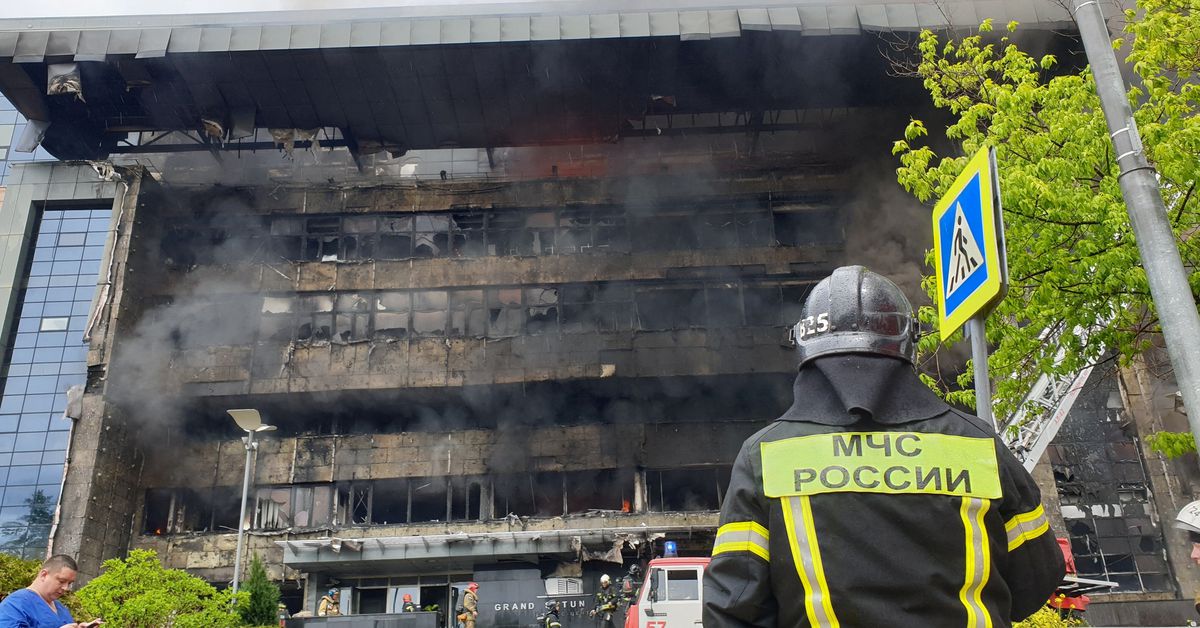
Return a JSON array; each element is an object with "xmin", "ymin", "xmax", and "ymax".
[
  {"xmin": 105, "ymin": 187, "xmax": 268, "ymax": 430},
  {"xmin": 838, "ymin": 155, "xmax": 931, "ymax": 304},
  {"xmin": 102, "ymin": 103, "xmax": 946, "ymax": 442}
]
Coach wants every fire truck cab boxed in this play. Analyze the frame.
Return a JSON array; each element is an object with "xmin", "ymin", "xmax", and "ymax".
[{"xmin": 624, "ymin": 557, "xmax": 711, "ymax": 628}]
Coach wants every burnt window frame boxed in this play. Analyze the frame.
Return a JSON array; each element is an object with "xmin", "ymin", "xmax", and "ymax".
[
  {"xmin": 645, "ymin": 466, "xmax": 732, "ymax": 513},
  {"xmin": 334, "ymin": 293, "xmax": 373, "ymax": 343},
  {"xmin": 141, "ymin": 486, "xmax": 243, "ymax": 535},
  {"xmin": 256, "ymin": 279, "xmax": 813, "ymax": 346},
  {"xmin": 267, "ymin": 208, "xmax": 634, "ymax": 262},
  {"xmin": 770, "ymin": 193, "xmax": 842, "ymax": 247},
  {"xmin": 252, "ymin": 484, "xmax": 337, "ymax": 531},
  {"xmin": 1050, "ymin": 367, "xmax": 1172, "ymax": 593}
]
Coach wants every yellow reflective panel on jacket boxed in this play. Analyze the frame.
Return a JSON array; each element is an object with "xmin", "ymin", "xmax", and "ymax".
[
  {"xmin": 782, "ymin": 495, "xmax": 840, "ymax": 628},
  {"xmin": 761, "ymin": 432, "xmax": 1001, "ymax": 499},
  {"xmin": 1005, "ymin": 504, "xmax": 1051, "ymax": 552},
  {"xmin": 713, "ymin": 521, "xmax": 770, "ymax": 562},
  {"xmin": 959, "ymin": 497, "xmax": 993, "ymax": 628}
]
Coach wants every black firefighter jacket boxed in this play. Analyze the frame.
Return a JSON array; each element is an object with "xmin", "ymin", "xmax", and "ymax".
[{"xmin": 703, "ymin": 355, "xmax": 1065, "ymax": 628}]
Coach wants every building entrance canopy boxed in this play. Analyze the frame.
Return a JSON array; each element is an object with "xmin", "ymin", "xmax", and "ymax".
[{"xmin": 277, "ymin": 526, "xmax": 692, "ymax": 574}]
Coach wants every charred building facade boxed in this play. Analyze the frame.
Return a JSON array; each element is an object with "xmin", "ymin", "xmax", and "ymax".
[{"xmin": 3, "ymin": 0, "xmax": 1199, "ymax": 625}]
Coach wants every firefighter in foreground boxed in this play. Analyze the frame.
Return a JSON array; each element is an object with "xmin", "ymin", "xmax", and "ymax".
[
  {"xmin": 702, "ymin": 265, "xmax": 1065, "ymax": 627},
  {"xmin": 590, "ymin": 574, "xmax": 618, "ymax": 627}
]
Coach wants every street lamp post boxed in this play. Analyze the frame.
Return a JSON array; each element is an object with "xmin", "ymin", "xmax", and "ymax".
[{"xmin": 227, "ymin": 409, "xmax": 276, "ymax": 596}]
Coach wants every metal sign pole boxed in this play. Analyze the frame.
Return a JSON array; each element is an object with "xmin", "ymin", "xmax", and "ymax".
[
  {"xmin": 932, "ymin": 147, "xmax": 1005, "ymax": 433},
  {"xmin": 1072, "ymin": 0, "xmax": 1200, "ymax": 449},
  {"xmin": 968, "ymin": 317, "xmax": 995, "ymax": 431}
]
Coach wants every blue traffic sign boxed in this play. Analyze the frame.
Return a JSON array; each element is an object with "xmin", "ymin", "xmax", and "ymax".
[{"xmin": 932, "ymin": 147, "xmax": 1007, "ymax": 340}]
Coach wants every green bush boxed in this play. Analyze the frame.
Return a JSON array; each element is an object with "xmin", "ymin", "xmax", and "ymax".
[
  {"xmin": 77, "ymin": 549, "xmax": 244, "ymax": 628},
  {"xmin": 0, "ymin": 553, "xmax": 39, "ymax": 598},
  {"xmin": 239, "ymin": 554, "xmax": 281, "ymax": 626},
  {"xmin": 1015, "ymin": 607, "xmax": 1087, "ymax": 628}
]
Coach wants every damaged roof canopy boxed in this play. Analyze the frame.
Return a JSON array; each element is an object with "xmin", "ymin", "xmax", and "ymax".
[{"xmin": 0, "ymin": 1, "xmax": 1081, "ymax": 160}]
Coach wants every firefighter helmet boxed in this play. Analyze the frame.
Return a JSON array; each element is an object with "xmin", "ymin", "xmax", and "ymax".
[
  {"xmin": 1177, "ymin": 500, "xmax": 1200, "ymax": 542},
  {"xmin": 794, "ymin": 265, "xmax": 917, "ymax": 366},
  {"xmin": 600, "ymin": 574, "xmax": 611, "ymax": 585}
]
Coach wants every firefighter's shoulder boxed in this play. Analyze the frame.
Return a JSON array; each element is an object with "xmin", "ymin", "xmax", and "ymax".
[{"xmin": 742, "ymin": 418, "xmax": 830, "ymax": 451}]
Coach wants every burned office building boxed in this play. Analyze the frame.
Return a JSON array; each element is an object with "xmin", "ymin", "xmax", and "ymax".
[{"xmin": 1, "ymin": 0, "xmax": 1198, "ymax": 625}]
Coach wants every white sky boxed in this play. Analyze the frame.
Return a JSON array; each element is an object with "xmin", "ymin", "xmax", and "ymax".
[{"xmin": 0, "ymin": 0, "xmax": 692, "ymax": 20}]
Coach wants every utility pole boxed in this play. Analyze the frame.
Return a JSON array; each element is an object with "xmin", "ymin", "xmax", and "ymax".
[
  {"xmin": 232, "ymin": 430, "xmax": 256, "ymax": 596},
  {"xmin": 1072, "ymin": 1, "xmax": 1200, "ymax": 446}
]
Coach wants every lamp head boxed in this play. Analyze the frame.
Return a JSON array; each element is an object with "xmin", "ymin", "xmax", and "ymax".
[{"xmin": 227, "ymin": 408, "xmax": 263, "ymax": 432}]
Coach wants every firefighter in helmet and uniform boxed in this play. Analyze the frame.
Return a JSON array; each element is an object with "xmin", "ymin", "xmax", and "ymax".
[
  {"xmin": 1176, "ymin": 500, "xmax": 1200, "ymax": 614},
  {"xmin": 539, "ymin": 600, "xmax": 563, "ymax": 628},
  {"xmin": 459, "ymin": 582, "xmax": 479, "ymax": 628},
  {"xmin": 317, "ymin": 589, "xmax": 340, "ymax": 617},
  {"xmin": 590, "ymin": 574, "xmax": 618, "ymax": 627},
  {"xmin": 703, "ymin": 265, "xmax": 1065, "ymax": 627}
]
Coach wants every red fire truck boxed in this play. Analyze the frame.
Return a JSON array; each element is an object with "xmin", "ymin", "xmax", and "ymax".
[{"xmin": 623, "ymin": 557, "xmax": 710, "ymax": 628}]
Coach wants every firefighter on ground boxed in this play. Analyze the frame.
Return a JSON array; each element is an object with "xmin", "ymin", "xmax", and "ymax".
[
  {"xmin": 590, "ymin": 574, "xmax": 618, "ymax": 628},
  {"xmin": 317, "ymin": 589, "xmax": 340, "ymax": 617},
  {"xmin": 619, "ymin": 564, "xmax": 642, "ymax": 608},
  {"xmin": 401, "ymin": 593, "xmax": 418, "ymax": 613},
  {"xmin": 703, "ymin": 265, "xmax": 1065, "ymax": 627},
  {"xmin": 539, "ymin": 600, "xmax": 563, "ymax": 628},
  {"xmin": 458, "ymin": 582, "xmax": 479, "ymax": 628},
  {"xmin": 1175, "ymin": 500, "xmax": 1200, "ymax": 614}
]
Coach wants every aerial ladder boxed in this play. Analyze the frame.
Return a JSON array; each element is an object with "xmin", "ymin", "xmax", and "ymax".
[
  {"xmin": 995, "ymin": 327, "xmax": 1117, "ymax": 605},
  {"xmin": 999, "ymin": 359, "xmax": 1095, "ymax": 473}
]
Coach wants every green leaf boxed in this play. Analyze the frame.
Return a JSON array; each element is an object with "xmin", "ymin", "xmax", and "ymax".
[
  {"xmin": 1147, "ymin": 431, "xmax": 1197, "ymax": 458},
  {"xmin": 895, "ymin": 8, "xmax": 1200, "ymax": 419}
]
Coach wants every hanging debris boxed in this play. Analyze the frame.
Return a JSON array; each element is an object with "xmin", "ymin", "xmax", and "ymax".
[
  {"xmin": 200, "ymin": 117, "xmax": 226, "ymax": 143},
  {"xmin": 47, "ymin": 63, "xmax": 84, "ymax": 101}
]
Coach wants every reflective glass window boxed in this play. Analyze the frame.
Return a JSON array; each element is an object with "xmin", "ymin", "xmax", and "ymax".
[{"xmin": 0, "ymin": 207, "xmax": 111, "ymax": 558}]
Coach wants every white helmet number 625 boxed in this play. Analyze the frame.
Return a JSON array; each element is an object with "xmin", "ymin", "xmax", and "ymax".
[{"xmin": 796, "ymin": 312, "xmax": 830, "ymax": 340}]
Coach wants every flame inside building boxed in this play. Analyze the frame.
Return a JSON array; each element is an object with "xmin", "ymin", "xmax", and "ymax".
[{"xmin": 0, "ymin": 1, "xmax": 1197, "ymax": 625}]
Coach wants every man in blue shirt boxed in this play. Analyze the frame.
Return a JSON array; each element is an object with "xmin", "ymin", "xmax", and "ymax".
[{"xmin": 0, "ymin": 555, "xmax": 95, "ymax": 628}]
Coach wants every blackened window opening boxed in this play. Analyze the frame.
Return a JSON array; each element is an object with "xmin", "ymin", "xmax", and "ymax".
[
  {"xmin": 249, "ymin": 279, "xmax": 819, "ymax": 345},
  {"xmin": 184, "ymin": 196, "xmax": 846, "ymax": 266},
  {"xmin": 647, "ymin": 467, "xmax": 731, "ymax": 512},
  {"xmin": 1049, "ymin": 365, "xmax": 1171, "ymax": 592},
  {"xmin": 144, "ymin": 464, "xmax": 743, "ymax": 535}
]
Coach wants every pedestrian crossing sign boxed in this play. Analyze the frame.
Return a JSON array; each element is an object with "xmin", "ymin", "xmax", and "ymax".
[{"xmin": 932, "ymin": 147, "xmax": 1008, "ymax": 340}]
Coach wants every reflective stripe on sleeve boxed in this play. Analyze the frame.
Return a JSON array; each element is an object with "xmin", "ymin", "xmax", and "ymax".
[
  {"xmin": 1005, "ymin": 504, "xmax": 1050, "ymax": 552},
  {"xmin": 712, "ymin": 521, "xmax": 770, "ymax": 561},
  {"xmin": 958, "ymin": 497, "xmax": 993, "ymax": 628},
  {"xmin": 782, "ymin": 496, "xmax": 840, "ymax": 628}
]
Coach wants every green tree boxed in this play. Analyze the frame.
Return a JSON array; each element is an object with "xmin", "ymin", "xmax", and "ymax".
[
  {"xmin": 76, "ymin": 549, "xmax": 244, "ymax": 628},
  {"xmin": 239, "ymin": 554, "xmax": 281, "ymax": 626},
  {"xmin": 892, "ymin": 1, "xmax": 1200, "ymax": 420}
]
